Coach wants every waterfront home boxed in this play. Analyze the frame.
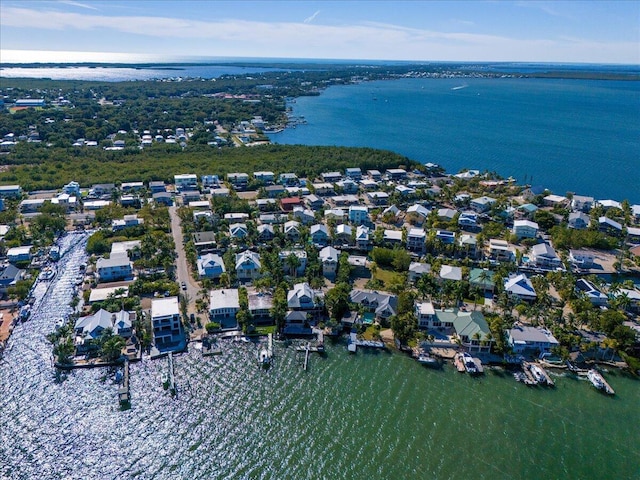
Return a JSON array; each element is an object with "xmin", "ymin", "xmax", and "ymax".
[
  {"xmin": 197, "ymin": 253, "xmax": 225, "ymax": 279},
  {"xmin": 521, "ymin": 185, "xmax": 545, "ymax": 201},
  {"xmin": 543, "ymin": 194, "xmax": 569, "ymax": 207},
  {"xmin": 571, "ymin": 195, "xmax": 595, "ymax": 212},
  {"xmin": 576, "ymin": 279, "xmax": 608, "ymax": 306},
  {"xmin": 470, "ymin": 196, "xmax": 497, "ymax": 213},
  {"xmin": 407, "ymin": 228, "xmax": 426, "ymax": 254},
  {"xmin": 439, "ymin": 265, "xmax": 462, "ymax": 282},
  {"xmin": 408, "ymin": 262, "xmax": 431, "ymax": 283},
  {"xmin": 0, "ymin": 264, "xmax": 23, "ymax": 297},
  {"xmin": 87, "ymin": 286, "xmax": 129, "ymax": 304},
  {"xmin": 632, "ymin": 205, "xmax": 640, "ymax": 223},
  {"xmin": 568, "ymin": 212, "xmax": 590, "ymax": 230},
  {"xmin": 287, "ymin": 282, "xmax": 323, "ymax": 316},
  {"xmin": 345, "ymin": 167, "xmax": 362, "ymax": 180},
  {"xmin": 597, "ymin": 199, "xmax": 622, "ymax": 211},
  {"xmin": 507, "ymin": 325, "xmax": 559, "ymax": 355},
  {"xmin": 530, "ymin": 243, "xmax": 562, "ymax": 269},
  {"xmin": 435, "ymin": 309, "xmax": 493, "ymax": 353},
  {"xmin": 257, "ymin": 224, "xmax": 275, "ymax": 242},
  {"xmin": 283, "ymin": 220, "xmax": 301, "ymax": 241},
  {"xmin": 356, "ymin": 225, "xmax": 371, "ymax": 251},
  {"xmin": 458, "ymin": 234, "xmax": 478, "ymax": 259},
  {"xmin": 284, "ymin": 311, "xmax": 311, "ymax": 335},
  {"xmin": 368, "ymin": 191, "xmax": 389, "ymax": 206},
  {"xmin": 111, "ymin": 241, "xmax": 141, "ymax": 259},
  {"xmin": 253, "ymin": 171, "xmax": 275, "ymax": 184},
  {"xmin": 310, "ymin": 224, "xmax": 330, "ymax": 246},
  {"xmin": 627, "ymin": 227, "xmax": 640, "ymax": 244},
  {"xmin": 598, "ymin": 216, "xmax": 623, "ymax": 235},
  {"xmin": 569, "ymin": 249, "xmax": 595, "ymax": 269},
  {"xmin": 279, "ymin": 249, "xmax": 307, "ymax": 277},
  {"xmin": 349, "ymin": 289, "xmax": 398, "ymax": 321},
  {"xmin": 227, "ymin": 172, "xmax": 249, "ymax": 190},
  {"xmin": 96, "ymin": 252, "xmax": 133, "ymax": 282},
  {"xmin": 6, "ymin": 245, "xmax": 35, "ymax": 264},
  {"xmin": 319, "ymin": 246, "xmax": 340, "ymax": 279},
  {"xmin": 209, "ymin": 289, "xmax": 240, "ymax": 326},
  {"xmin": 112, "ymin": 214, "xmax": 143, "ymax": 232},
  {"xmin": 415, "ymin": 301, "xmax": 436, "ymax": 329},
  {"xmin": 151, "ymin": 297, "xmax": 183, "ymax": 349},
  {"xmin": 504, "ymin": 274, "xmax": 537, "ymax": 302},
  {"xmin": 348, "ymin": 205, "xmax": 369, "ymax": 225},
  {"xmin": 235, "ymin": 251, "xmax": 262, "ymax": 282},
  {"xmin": 293, "ymin": 207, "xmax": 315, "ymax": 225},
  {"xmin": 469, "ymin": 268, "xmax": 495, "ymax": 292},
  {"xmin": 248, "ymin": 290, "xmax": 274, "ymax": 324}
]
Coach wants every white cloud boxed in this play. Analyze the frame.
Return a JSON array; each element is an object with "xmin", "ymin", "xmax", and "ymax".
[
  {"xmin": 58, "ymin": 0, "xmax": 99, "ymax": 11},
  {"xmin": 303, "ymin": 10, "xmax": 320, "ymax": 24},
  {"xmin": 1, "ymin": 5, "xmax": 638, "ymax": 63}
]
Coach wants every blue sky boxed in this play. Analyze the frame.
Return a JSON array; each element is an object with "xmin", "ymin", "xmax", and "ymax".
[{"xmin": 1, "ymin": 1, "xmax": 639, "ymax": 64}]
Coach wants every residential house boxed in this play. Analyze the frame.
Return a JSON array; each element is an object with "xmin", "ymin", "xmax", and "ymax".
[
  {"xmin": 253, "ymin": 171, "xmax": 275, "ymax": 184},
  {"xmin": 336, "ymin": 179, "xmax": 359, "ymax": 194},
  {"xmin": 569, "ymin": 249, "xmax": 595, "ymax": 269},
  {"xmin": 597, "ymin": 199, "xmax": 622, "ymax": 211},
  {"xmin": 512, "ymin": 219, "xmax": 539, "ymax": 239},
  {"xmin": 0, "ymin": 264, "xmax": 23, "ymax": 297},
  {"xmin": 543, "ymin": 194, "xmax": 569, "ymax": 207},
  {"xmin": 312, "ymin": 183, "xmax": 335, "ymax": 196},
  {"xmin": 435, "ymin": 230, "xmax": 456, "ymax": 245},
  {"xmin": 437, "ymin": 208, "xmax": 457, "ymax": 222},
  {"xmin": 415, "ymin": 301, "xmax": 436, "ymax": 329},
  {"xmin": 265, "ymin": 185, "xmax": 285, "ymax": 198},
  {"xmin": 235, "ymin": 251, "xmax": 262, "ymax": 282},
  {"xmin": 112, "ymin": 214, "xmax": 143, "ymax": 232},
  {"xmin": 348, "ymin": 205, "xmax": 369, "ymax": 225},
  {"xmin": 91, "ymin": 183, "xmax": 116, "ymax": 197},
  {"xmin": 174, "ymin": 174, "xmax": 198, "ymax": 192},
  {"xmin": 305, "ymin": 194, "xmax": 324, "ymax": 211},
  {"xmin": 209, "ymin": 289, "xmax": 240, "ymax": 327},
  {"xmin": 283, "ymin": 220, "xmax": 301, "ymax": 242},
  {"xmin": 284, "ymin": 310, "xmax": 311, "ymax": 335},
  {"xmin": 516, "ymin": 203, "xmax": 538, "ymax": 219},
  {"xmin": 96, "ymin": 252, "xmax": 133, "ymax": 282},
  {"xmin": 229, "ymin": 223, "xmax": 248, "ymax": 240},
  {"xmin": 248, "ymin": 291, "xmax": 274, "ymax": 325},
  {"xmin": 407, "ymin": 228, "xmax": 426, "ymax": 254},
  {"xmin": 151, "ymin": 297, "xmax": 183, "ymax": 348},
  {"xmin": 408, "ymin": 262, "xmax": 431, "ymax": 283},
  {"xmin": 571, "ymin": 195, "xmax": 595, "ymax": 212},
  {"xmin": 152, "ymin": 192, "xmax": 173, "ymax": 206},
  {"xmin": 450, "ymin": 310, "xmax": 492, "ymax": 353},
  {"xmin": 310, "ymin": 224, "xmax": 330, "ymax": 246},
  {"xmin": 197, "ymin": 253, "xmax": 226, "ymax": 279},
  {"xmin": 395, "ymin": 185, "xmax": 415, "ymax": 196},
  {"xmin": 383, "ymin": 229, "xmax": 403, "ymax": 246},
  {"xmin": 349, "ymin": 289, "xmax": 398, "ymax": 321},
  {"xmin": 469, "ymin": 268, "xmax": 495, "ymax": 292},
  {"xmin": 335, "ymin": 224, "xmax": 353, "ymax": 244},
  {"xmin": 367, "ymin": 170, "xmax": 382, "ymax": 181},
  {"xmin": 256, "ymin": 198, "xmax": 276, "ymax": 211},
  {"xmin": 598, "ymin": 216, "xmax": 623, "ymax": 235},
  {"xmin": 470, "ymin": 196, "xmax": 497, "ymax": 213},
  {"xmin": 627, "ymin": 227, "xmax": 640, "ymax": 244},
  {"xmin": 193, "ymin": 231, "xmax": 217, "ymax": 253},
  {"xmin": 319, "ymin": 246, "xmax": 340, "ymax": 279},
  {"xmin": 287, "ymin": 282, "xmax": 323, "ymax": 317},
  {"xmin": 355, "ymin": 225, "xmax": 371, "ymax": 251},
  {"xmin": 368, "ymin": 191, "xmax": 389, "ymax": 205},
  {"xmin": 345, "ymin": 167, "xmax": 362, "ymax": 180},
  {"xmin": 386, "ymin": 168, "xmax": 407, "ymax": 180},
  {"xmin": 507, "ymin": 326, "xmax": 559, "ymax": 354},
  {"xmin": 279, "ymin": 172, "xmax": 299, "ymax": 186},
  {"xmin": 576, "ymin": 279, "xmax": 608, "ymax": 306},
  {"xmin": 440, "ymin": 265, "xmax": 462, "ymax": 282},
  {"xmin": 504, "ymin": 274, "xmax": 537, "ymax": 302},
  {"xmin": 458, "ymin": 234, "xmax": 478, "ymax": 259},
  {"xmin": 530, "ymin": 243, "xmax": 562, "ymax": 269},
  {"xmin": 293, "ymin": 207, "xmax": 315, "ymax": 225},
  {"xmin": 279, "ymin": 249, "xmax": 307, "ymax": 277},
  {"xmin": 407, "ymin": 204, "xmax": 430, "ymax": 223},
  {"xmin": 280, "ymin": 197, "xmax": 303, "ymax": 212},
  {"xmin": 488, "ymin": 239, "xmax": 515, "ymax": 262},
  {"xmin": 227, "ymin": 172, "xmax": 249, "ymax": 190},
  {"xmin": 7, "ymin": 246, "xmax": 33, "ymax": 264},
  {"xmin": 0, "ymin": 185, "xmax": 22, "ymax": 198},
  {"xmin": 458, "ymin": 211, "xmax": 478, "ymax": 230},
  {"xmin": 121, "ymin": 181, "xmax": 144, "ymax": 192},
  {"xmin": 201, "ymin": 175, "xmax": 220, "ymax": 188},
  {"xmin": 257, "ymin": 224, "xmax": 275, "ymax": 243},
  {"xmin": 568, "ymin": 212, "xmax": 590, "ymax": 230},
  {"xmin": 321, "ymin": 172, "xmax": 342, "ymax": 183}
]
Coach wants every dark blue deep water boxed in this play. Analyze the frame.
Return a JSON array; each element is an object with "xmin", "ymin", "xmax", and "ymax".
[{"xmin": 274, "ymin": 78, "xmax": 640, "ymax": 203}]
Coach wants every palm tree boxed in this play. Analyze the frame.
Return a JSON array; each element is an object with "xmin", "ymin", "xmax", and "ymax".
[{"xmin": 285, "ymin": 252, "xmax": 301, "ymax": 278}]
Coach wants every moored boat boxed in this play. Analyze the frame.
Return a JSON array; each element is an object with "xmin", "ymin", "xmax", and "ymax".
[
  {"xmin": 39, "ymin": 266, "xmax": 56, "ymax": 281},
  {"xmin": 417, "ymin": 352, "xmax": 440, "ymax": 367},
  {"xmin": 258, "ymin": 348, "xmax": 271, "ymax": 368},
  {"xmin": 462, "ymin": 352, "xmax": 478, "ymax": 374},
  {"xmin": 19, "ymin": 305, "xmax": 31, "ymax": 322},
  {"xmin": 529, "ymin": 364, "xmax": 547, "ymax": 385},
  {"xmin": 587, "ymin": 369, "xmax": 615, "ymax": 395}
]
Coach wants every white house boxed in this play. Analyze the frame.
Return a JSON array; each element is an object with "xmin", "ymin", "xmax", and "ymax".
[
  {"xmin": 415, "ymin": 301, "xmax": 436, "ymax": 329},
  {"xmin": 348, "ymin": 205, "xmax": 369, "ymax": 225},
  {"xmin": 319, "ymin": 246, "xmax": 340, "ymax": 279},
  {"xmin": 279, "ymin": 249, "xmax": 307, "ymax": 277},
  {"xmin": 504, "ymin": 274, "xmax": 537, "ymax": 301},
  {"xmin": 96, "ymin": 252, "xmax": 133, "ymax": 282},
  {"xmin": 440, "ymin": 265, "xmax": 462, "ymax": 282},
  {"xmin": 507, "ymin": 326, "xmax": 559, "ymax": 354},
  {"xmin": 151, "ymin": 297, "xmax": 183, "ymax": 348},
  {"xmin": 209, "ymin": 289, "xmax": 240, "ymax": 323},
  {"xmin": 407, "ymin": 228, "xmax": 426, "ymax": 254},
  {"xmin": 6, "ymin": 245, "xmax": 32, "ymax": 263},
  {"xmin": 356, "ymin": 225, "xmax": 371, "ymax": 251},
  {"xmin": 530, "ymin": 243, "xmax": 562, "ymax": 269},
  {"xmin": 197, "ymin": 253, "xmax": 226, "ymax": 279},
  {"xmin": 569, "ymin": 249, "xmax": 595, "ymax": 269},
  {"xmin": 235, "ymin": 251, "xmax": 261, "ymax": 282},
  {"xmin": 174, "ymin": 173, "xmax": 198, "ymax": 192},
  {"xmin": 512, "ymin": 219, "xmax": 539, "ymax": 239}
]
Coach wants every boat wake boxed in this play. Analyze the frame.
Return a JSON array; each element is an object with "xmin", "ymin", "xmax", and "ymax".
[{"xmin": 451, "ymin": 84, "xmax": 469, "ymax": 91}]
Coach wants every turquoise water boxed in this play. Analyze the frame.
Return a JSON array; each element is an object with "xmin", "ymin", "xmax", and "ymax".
[
  {"xmin": 1, "ymin": 236, "xmax": 639, "ymax": 480},
  {"xmin": 274, "ymin": 78, "xmax": 640, "ymax": 203}
]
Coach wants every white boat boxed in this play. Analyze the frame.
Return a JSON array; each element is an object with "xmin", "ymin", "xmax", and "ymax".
[
  {"xmin": 258, "ymin": 349, "xmax": 271, "ymax": 367},
  {"xmin": 39, "ymin": 266, "xmax": 56, "ymax": 281},
  {"xmin": 587, "ymin": 369, "xmax": 614, "ymax": 394},
  {"xmin": 19, "ymin": 305, "xmax": 31, "ymax": 322},
  {"xmin": 529, "ymin": 364, "xmax": 547, "ymax": 384},
  {"xmin": 417, "ymin": 352, "xmax": 439, "ymax": 367},
  {"xmin": 54, "ymin": 318, "xmax": 64, "ymax": 331},
  {"xmin": 462, "ymin": 353, "xmax": 478, "ymax": 374}
]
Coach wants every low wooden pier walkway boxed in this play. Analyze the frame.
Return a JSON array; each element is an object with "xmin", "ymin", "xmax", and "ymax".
[{"xmin": 118, "ymin": 359, "xmax": 130, "ymax": 407}]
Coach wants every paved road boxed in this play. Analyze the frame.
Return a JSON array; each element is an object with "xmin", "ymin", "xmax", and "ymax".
[{"xmin": 168, "ymin": 206, "xmax": 200, "ymax": 317}]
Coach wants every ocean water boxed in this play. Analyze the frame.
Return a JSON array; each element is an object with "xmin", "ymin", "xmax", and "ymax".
[
  {"xmin": 1, "ymin": 234, "xmax": 639, "ymax": 480},
  {"xmin": 274, "ymin": 78, "xmax": 640, "ymax": 203}
]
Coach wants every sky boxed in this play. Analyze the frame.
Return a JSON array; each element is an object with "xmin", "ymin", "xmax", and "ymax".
[{"xmin": 1, "ymin": 1, "xmax": 639, "ymax": 64}]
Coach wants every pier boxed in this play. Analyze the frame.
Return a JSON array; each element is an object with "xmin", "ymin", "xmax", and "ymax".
[
  {"xmin": 118, "ymin": 359, "xmax": 130, "ymax": 407},
  {"xmin": 166, "ymin": 353, "xmax": 176, "ymax": 397},
  {"xmin": 347, "ymin": 331, "xmax": 386, "ymax": 353}
]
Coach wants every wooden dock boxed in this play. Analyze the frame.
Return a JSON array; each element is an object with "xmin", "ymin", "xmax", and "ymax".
[
  {"xmin": 166, "ymin": 353, "xmax": 176, "ymax": 397},
  {"xmin": 535, "ymin": 362, "xmax": 555, "ymax": 387},
  {"xmin": 453, "ymin": 353, "xmax": 466, "ymax": 372},
  {"xmin": 118, "ymin": 359, "xmax": 130, "ymax": 407},
  {"xmin": 303, "ymin": 343, "xmax": 310, "ymax": 371},
  {"xmin": 472, "ymin": 357, "xmax": 484, "ymax": 374}
]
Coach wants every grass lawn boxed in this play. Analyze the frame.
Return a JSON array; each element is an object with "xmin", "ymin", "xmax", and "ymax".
[
  {"xmin": 255, "ymin": 325, "xmax": 277, "ymax": 335},
  {"xmin": 362, "ymin": 325, "xmax": 381, "ymax": 341},
  {"xmin": 374, "ymin": 267, "xmax": 402, "ymax": 287}
]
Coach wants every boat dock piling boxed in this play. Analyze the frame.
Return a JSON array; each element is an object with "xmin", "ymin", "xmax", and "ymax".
[
  {"xmin": 118, "ymin": 359, "xmax": 130, "ymax": 407},
  {"xmin": 303, "ymin": 343, "xmax": 310, "ymax": 371},
  {"xmin": 167, "ymin": 353, "xmax": 176, "ymax": 397}
]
